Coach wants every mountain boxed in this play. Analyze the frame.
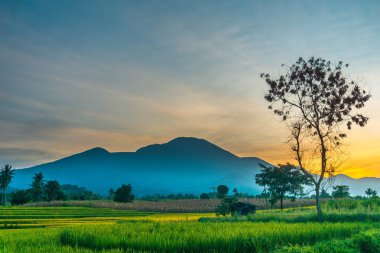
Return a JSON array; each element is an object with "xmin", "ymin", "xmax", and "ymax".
[
  {"xmin": 333, "ymin": 174, "xmax": 380, "ymax": 197},
  {"xmin": 10, "ymin": 137, "xmax": 380, "ymax": 196},
  {"xmin": 11, "ymin": 137, "xmax": 270, "ymax": 195}
]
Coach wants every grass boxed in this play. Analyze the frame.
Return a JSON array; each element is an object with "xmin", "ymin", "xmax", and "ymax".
[
  {"xmin": 2, "ymin": 220, "xmax": 380, "ymax": 252},
  {"xmin": 1, "ymin": 199, "xmax": 380, "ymax": 252},
  {"xmin": 58, "ymin": 222, "xmax": 376, "ymax": 252},
  {"xmin": 277, "ymin": 229, "xmax": 380, "ymax": 253},
  {"xmin": 200, "ymin": 199, "xmax": 380, "ymax": 223}
]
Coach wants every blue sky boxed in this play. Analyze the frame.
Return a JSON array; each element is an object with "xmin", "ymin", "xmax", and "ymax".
[{"xmin": 1, "ymin": 1, "xmax": 379, "ymax": 177}]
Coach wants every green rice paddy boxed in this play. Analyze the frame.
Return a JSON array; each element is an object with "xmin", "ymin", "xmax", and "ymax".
[{"xmin": 1, "ymin": 200, "xmax": 380, "ymax": 252}]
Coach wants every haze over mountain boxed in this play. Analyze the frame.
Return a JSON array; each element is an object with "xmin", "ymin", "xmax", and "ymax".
[{"xmin": 11, "ymin": 137, "xmax": 380, "ymax": 196}]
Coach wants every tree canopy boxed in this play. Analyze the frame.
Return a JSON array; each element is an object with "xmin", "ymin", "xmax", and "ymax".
[
  {"xmin": 365, "ymin": 188, "xmax": 377, "ymax": 198},
  {"xmin": 30, "ymin": 172, "xmax": 45, "ymax": 202},
  {"xmin": 44, "ymin": 180, "xmax": 66, "ymax": 202},
  {"xmin": 216, "ymin": 185, "xmax": 229, "ymax": 199},
  {"xmin": 113, "ymin": 184, "xmax": 134, "ymax": 203},
  {"xmin": 255, "ymin": 163, "xmax": 311, "ymax": 210},
  {"xmin": 261, "ymin": 57, "xmax": 370, "ymax": 221},
  {"xmin": 332, "ymin": 185, "xmax": 350, "ymax": 198},
  {"xmin": 10, "ymin": 190, "xmax": 30, "ymax": 205}
]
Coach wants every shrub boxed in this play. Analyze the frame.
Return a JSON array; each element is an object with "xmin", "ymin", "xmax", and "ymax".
[
  {"xmin": 10, "ymin": 190, "xmax": 30, "ymax": 205},
  {"xmin": 354, "ymin": 230, "xmax": 380, "ymax": 253},
  {"xmin": 215, "ymin": 196, "xmax": 238, "ymax": 216}
]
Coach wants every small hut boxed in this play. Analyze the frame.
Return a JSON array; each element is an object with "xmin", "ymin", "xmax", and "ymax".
[{"xmin": 230, "ymin": 202, "xmax": 256, "ymax": 215}]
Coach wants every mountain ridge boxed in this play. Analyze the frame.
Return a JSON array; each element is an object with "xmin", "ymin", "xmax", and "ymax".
[{"xmin": 11, "ymin": 137, "xmax": 380, "ymax": 196}]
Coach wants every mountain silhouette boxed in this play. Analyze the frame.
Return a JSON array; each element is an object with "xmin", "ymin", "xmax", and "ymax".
[
  {"xmin": 136, "ymin": 137, "xmax": 238, "ymax": 160},
  {"xmin": 11, "ymin": 137, "xmax": 380, "ymax": 196},
  {"xmin": 12, "ymin": 137, "xmax": 268, "ymax": 195},
  {"xmin": 333, "ymin": 174, "xmax": 380, "ymax": 196}
]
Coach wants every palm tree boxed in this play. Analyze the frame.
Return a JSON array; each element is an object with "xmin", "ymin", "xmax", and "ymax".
[
  {"xmin": 30, "ymin": 172, "xmax": 45, "ymax": 202},
  {"xmin": 0, "ymin": 164, "xmax": 15, "ymax": 205},
  {"xmin": 365, "ymin": 188, "xmax": 374, "ymax": 198}
]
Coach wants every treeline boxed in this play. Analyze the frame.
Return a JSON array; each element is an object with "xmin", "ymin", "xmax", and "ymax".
[
  {"xmin": 254, "ymin": 163, "xmax": 379, "ymax": 211},
  {"xmin": 2, "ymin": 163, "xmax": 379, "ymax": 208},
  {"xmin": 139, "ymin": 193, "xmax": 199, "ymax": 201},
  {"xmin": 0, "ymin": 163, "xmax": 136, "ymax": 206},
  {"xmin": 137, "ymin": 187, "xmax": 255, "ymax": 201},
  {"xmin": 10, "ymin": 172, "xmax": 101, "ymax": 205}
]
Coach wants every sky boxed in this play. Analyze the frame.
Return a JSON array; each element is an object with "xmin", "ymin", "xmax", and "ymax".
[{"xmin": 0, "ymin": 1, "xmax": 379, "ymax": 178}]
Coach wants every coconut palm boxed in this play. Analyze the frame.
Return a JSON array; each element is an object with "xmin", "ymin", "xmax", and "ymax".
[
  {"xmin": 365, "ymin": 188, "xmax": 374, "ymax": 198},
  {"xmin": 0, "ymin": 164, "xmax": 15, "ymax": 205},
  {"xmin": 365, "ymin": 188, "xmax": 377, "ymax": 198}
]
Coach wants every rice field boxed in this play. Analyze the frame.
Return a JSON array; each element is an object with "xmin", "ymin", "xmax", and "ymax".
[
  {"xmin": 0, "ymin": 206, "xmax": 212, "ymax": 229},
  {"xmin": 1, "ymin": 199, "xmax": 380, "ymax": 252}
]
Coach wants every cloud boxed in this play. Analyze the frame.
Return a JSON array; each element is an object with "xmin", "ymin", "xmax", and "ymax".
[
  {"xmin": 0, "ymin": 1, "xmax": 379, "ymax": 177},
  {"xmin": 0, "ymin": 148, "xmax": 55, "ymax": 168}
]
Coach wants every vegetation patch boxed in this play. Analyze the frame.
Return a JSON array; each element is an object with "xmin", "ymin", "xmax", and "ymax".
[{"xmin": 58, "ymin": 222, "xmax": 377, "ymax": 252}]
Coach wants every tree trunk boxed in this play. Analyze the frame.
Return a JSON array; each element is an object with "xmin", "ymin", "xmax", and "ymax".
[
  {"xmin": 315, "ymin": 185, "xmax": 322, "ymax": 222},
  {"xmin": 280, "ymin": 197, "xmax": 283, "ymax": 211}
]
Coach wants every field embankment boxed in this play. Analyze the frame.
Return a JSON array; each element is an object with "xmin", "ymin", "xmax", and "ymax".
[{"xmin": 24, "ymin": 198, "xmax": 316, "ymax": 212}]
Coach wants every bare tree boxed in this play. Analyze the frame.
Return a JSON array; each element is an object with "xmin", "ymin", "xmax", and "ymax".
[{"xmin": 261, "ymin": 57, "xmax": 370, "ymax": 221}]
